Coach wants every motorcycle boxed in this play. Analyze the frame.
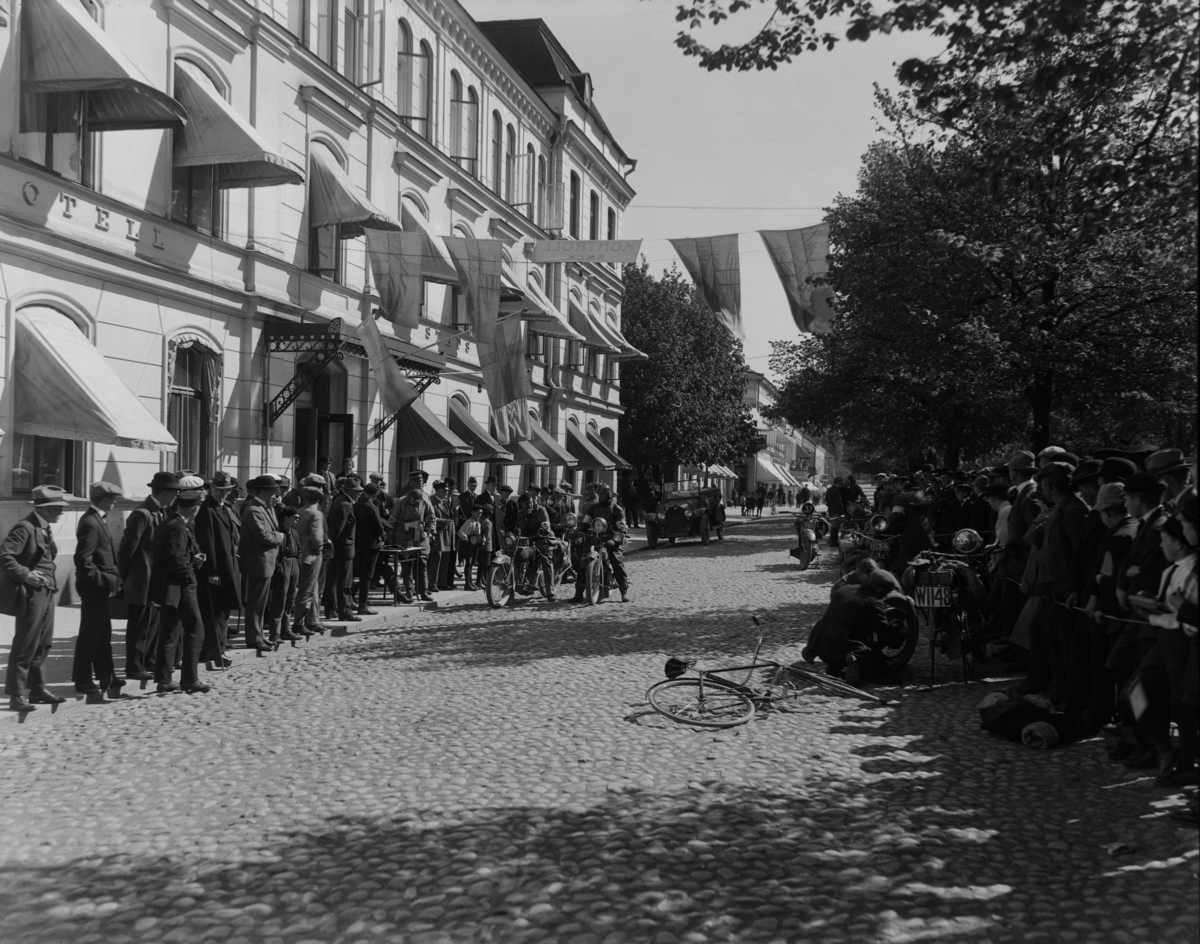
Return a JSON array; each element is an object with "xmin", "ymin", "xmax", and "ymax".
[
  {"xmin": 484, "ymin": 521, "xmax": 573, "ymax": 609},
  {"xmin": 902, "ymin": 528, "xmax": 991, "ymax": 681},
  {"xmin": 788, "ymin": 501, "xmax": 829, "ymax": 570},
  {"xmin": 577, "ymin": 515, "xmax": 622, "ymax": 605},
  {"xmin": 838, "ymin": 514, "xmax": 895, "ymax": 578}
]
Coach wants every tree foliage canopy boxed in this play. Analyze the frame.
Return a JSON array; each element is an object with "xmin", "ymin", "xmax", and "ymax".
[
  {"xmin": 618, "ymin": 263, "xmax": 759, "ymax": 481},
  {"xmin": 673, "ymin": 0, "xmax": 1197, "ymax": 249}
]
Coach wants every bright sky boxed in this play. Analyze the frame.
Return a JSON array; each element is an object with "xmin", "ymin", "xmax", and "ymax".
[{"xmin": 465, "ymin": 0, "xmax": 944, "ymax": 377}]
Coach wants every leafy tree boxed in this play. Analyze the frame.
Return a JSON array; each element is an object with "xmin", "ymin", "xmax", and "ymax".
[
  {"xmin": 766, "ymin": 86, "xmax": 1197, "ymax": 465},
  {"xmin": 619, "ymin": 263, "xmax": 759, "ymax": 484},
  {"xmin": 672, "ymin": 0, "xmax": 1198, "ymax": 250}
]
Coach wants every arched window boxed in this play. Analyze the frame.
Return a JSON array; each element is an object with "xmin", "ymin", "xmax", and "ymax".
[
  {"xmin": 396, "ymin": 19, "xmax": 413, "ymax": 118},
  {"xmin": 491, "ymin": 111, "xmax": 503, "ymax": 194},
  {"xmin": 537, "ymin": 155, "xmax": 547, "ymax": 226},
  {"xmin": 569, "ymin": 171, "xmax": 581, "ymax": 239},
  {"xmin": 449, "ymin": 71, "xmax": 463, "ymax": 164},
  {"xmin": 465, "ymin": 87, "xmax": 479, "ymax": 176},
  {"xmin": 171, "ymin": 60, "xmax": 225, "ymax": 239},
  {"xmin": 166, "ymin": 337, "xmax": 221, "ymax": 477},
  {"xmin": 589, "ymin": 190, "xmax": 600, "ymax": 240},
  {"xmin": 504, "ymin": 124, "xmax": 516, "ymax": 203},
  {"xmin": 415, "ymin": 41, "xmax": 432, "ymax": 140}
]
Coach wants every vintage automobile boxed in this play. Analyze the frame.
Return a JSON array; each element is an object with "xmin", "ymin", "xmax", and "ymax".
[{"xmin": 645, "ymin": 486, "xmax": 727, "ymax": 548}]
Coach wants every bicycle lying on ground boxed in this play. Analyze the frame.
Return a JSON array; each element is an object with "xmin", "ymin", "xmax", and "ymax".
[{"xmin": 646, "ymin": 617, "xmax": 888, "ymax": 728}]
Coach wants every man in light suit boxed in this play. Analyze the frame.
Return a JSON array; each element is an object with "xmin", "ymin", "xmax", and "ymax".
[
  {"xmin": 1, "ymin": 485, "xmax": 70, "ymax": 711},
  {"xmin": 291, "ymin": 486, "xmax": 328, "ymax": 636},
  {"xmin": 72, "ymin": 482, "xmax": 125, "ymax": 698},
  {"xmin": 239, "ymin": 475, "xmax": 285, "ymax": 652},
  {"xmin": 117, "ymin": 471, "xmax": 180, "ymax": 680}
]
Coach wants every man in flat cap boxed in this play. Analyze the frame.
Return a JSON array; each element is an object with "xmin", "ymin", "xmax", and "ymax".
[
  {"xmin": 118, "ymin": 471, "xmax": 181, "ymax": 681},
  {"xmin": 1, "ymin": 485, "xmax": 71, "ymax": 711},
  {"xmin": 72, "ymin": 482, "xmax": 125, "ymax": 698},
  {"xmin": 150, "ymin": 476, "xmax": 210, "ymax": 693}
]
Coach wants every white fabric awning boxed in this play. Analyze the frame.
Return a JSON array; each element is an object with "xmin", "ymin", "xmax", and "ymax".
[
  {"xmin": 400, "ymin": 198, "xmax": 458, "ymax": 284},
  {"xmin": 586, "ymin": 429, "xmax": 632, "ymax": 471},
  {"xmin": 13, "ymin": 307, "xmax": 177, "ymax": 450},
  {"xmin": 754, "ymin": 453, "xmax": 786, "ymax": 486},
  {"xmin": 447, "ymin": 398, "xmax": 512, "ymax": 462},
  {"xmin": 506, "ymin": 269, "xmax": 584, "ymax": 342},
  {"xmin": 566, "ymin": 424, "xmax": 614, "ymax": 471},
  {"xmin": 393, "ymin": 398, "xmax": 472, "ymax": 460},
  {"xmin": 310, "ymin": 146, "xmax": 400, "ymax": 237},
  {"xmin": 567, "ymin": 301, "xmax": 619, "ymax": 354},
  {"xmin": 22, "ymin": 0, "xmax": 188, "ymax": 130},
  {"xmin": 527, "ymin": 422, "xmax": 578, "ymax": 467},
  {"xmin": 591, "ymin": 313, "xmax": 647, "ymax": 361},
  {"xmin": 173, "ymin": 61, "xmax": 303, "ymax": 189}
]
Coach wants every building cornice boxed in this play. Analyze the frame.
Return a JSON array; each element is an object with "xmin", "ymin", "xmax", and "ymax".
[{"xmin": 163, "ymin": 0, "xmax": 250, "ymax": 57}]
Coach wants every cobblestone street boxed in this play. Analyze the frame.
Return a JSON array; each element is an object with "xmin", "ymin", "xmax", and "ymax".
[{"xmin": 0, "ymin": 516, "xmax": 1196, "ymax": 944}]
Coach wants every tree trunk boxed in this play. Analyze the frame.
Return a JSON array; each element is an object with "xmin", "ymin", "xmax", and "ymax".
[{"xmin": 1029, "ymin": 369, "xmax": 1054, "ymax": 452}]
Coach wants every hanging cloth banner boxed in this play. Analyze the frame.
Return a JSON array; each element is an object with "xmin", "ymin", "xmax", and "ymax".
[
  {"xmin": 365, "ymin": 230, "xmax": 425, "ymax": 330},
  {"xmin": 492, "ymin": 396, "xmax": 532, "ymax": 445},
  {"xmin": 479, "ymin": 314, "xmax": 534, "ymax": 412},
  {"xmin": 359, "ymin": 313, "xmax": 420, "ymax": 416},
  {"xmin": 759, "ymin": 224, "xmax": 835, "ymax": 334},
  {"xmin": 529, "ymin": 240, "xmax": 642, "ymax": 265},
  {"xmin": 442, "ymin": 237, "xmax": 502, "ymax": 348},
  {"xmin": 668, "ymin": 234, "xmax": 742, "ymax": 338}
]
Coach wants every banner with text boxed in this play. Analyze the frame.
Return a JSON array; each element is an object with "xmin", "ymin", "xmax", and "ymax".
[{"xmin": 530, "ymin": 240, "xmax": 642, "ymax": 265}]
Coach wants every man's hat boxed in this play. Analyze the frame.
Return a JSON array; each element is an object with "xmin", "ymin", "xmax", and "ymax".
[
  {"xmin": 301, "ymin": 473, "xmax": 326, "ymax": 487},
  {"xmin": 984, "ymin": 483, "xmax": 1011, "ymax": 501},
  {"xmin": 342, "ymin": 476, "xmax": 364, "ymax": 492},
  {"xmin": 1175, "ymin": 486, "xmax": 1198, "ymax": 525},
  {"xmin": 299, "ymin": 486, "xmax": 324, "ymax": 504},
  {"xmin": 363, "ymin": 483, "xmax": 379, "ymax": 496},
  {"xmin": 247, "ymin": 474, "xmax": 280, "ymax": 491},
  {"xmin": 209, "ymin": 470, "xmax": 235, "ymax": 488},
  {"xmin": 28, "ymin": 485, "xmax": 69, "ymax": 507},
  {"xmin": 432, "ymin": 480, "xmax": 446, "ymax": 490},
  {"xmin": 1146, "ymin": 448, "xmax": 1190, "ymax": 478},
  {"xmin": 1072, "ymin": 459, "xmax": 1103, "ymax": 485},
  {"xmin": 467, "ymin": 477, "xmax": 478, "ymax": 485},
  {"xmin": 973, "ymin": 475, "xmax": 990, "ymax": 490},
  {"xmin": 1006, "ymin": 451, "xmax": 1036, "ymax": 470},
  {"xmin": 1095, "ymin": 482, "xmax": 1127, "ymax": 511},
  {"xmin": 498, "ymin": 484, "xmax": 514, "ymax": 494},
  {"xmin": 1036, "ymin": 445, "xmax": 1068, "ymax": 462},
  {"xmin": 148, "ymin": 471, "xmax": 181, "ymax": 490},
  {"xmin": 1160, "ymin": 515, "xmax": 1196, "ymax": 549},
  {"xmin": 1123, "ymin": 472, "xmax": 1166, "ymax": 497},
  {"xmin": 368, "ymin": 472, "xmax": 384, "ymax": 481},
  {"xmin": 276, "ymin": 503, "xmax": 298, "ymax": 519},
  {"xmin": 919, "ymin": 463, "xmax": 934, "ymax": 473},
  {"xmin": 175, "ymin": 492, "xmax": 203, "ymax": 508},
  {"xmin": 276, "ymin": 475, "xmax": 291, "ymax": 488},
  {"xmin": 952, "ymin": 480, "xmax": 973, "ymax": 492},
  {"xmin": 1099, "ymin": 457, "xmax": 1136, "ymax": 483},
  {"xmin": 1035, "ymin": 461, "xmax": 1076, "ymax": 483}
]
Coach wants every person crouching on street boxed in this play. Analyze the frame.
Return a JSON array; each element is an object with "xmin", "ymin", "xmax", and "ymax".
[
  {"xmin": 149, "ymin": 477, "xmax": 211, "ymax": 694},
  {"xmin": 801, "ymin": 563, "xmax": 901, "ymax": 681}
]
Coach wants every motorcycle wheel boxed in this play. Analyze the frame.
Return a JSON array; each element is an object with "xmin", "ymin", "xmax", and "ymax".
[
  {"xmin": 796, "ymin": 533, "xmax": 813, "ymax": 571},
  {"xmin": 646, "ymin": 523, "xmax": 659, "ymax": 549},
  {"xmin": 484, "ymin": 563, "xmax": 513, "ymax": 609},
  {"xmin": 699, "ymin": 516, "xmax": 710, "ymax": 546},
  {"xmin": 585, "ymin": 558, "xmax": 603, "ymax": 605},
  {"xmin": 872, "ymin": 602, "xmax": 920, "ymax": 674}
]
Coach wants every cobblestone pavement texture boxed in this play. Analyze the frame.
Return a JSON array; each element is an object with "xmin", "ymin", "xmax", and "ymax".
[{"xmin": 1, "ymin": 516, "xmax": 1196, "ymax": 944}]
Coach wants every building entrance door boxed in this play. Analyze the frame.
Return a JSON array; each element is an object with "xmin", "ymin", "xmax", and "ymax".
[{"xmin": 293, "ymin": 355, "xmax": 351, "ymax": 479}]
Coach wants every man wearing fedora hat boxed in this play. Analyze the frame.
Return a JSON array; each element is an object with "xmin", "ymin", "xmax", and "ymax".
[
  {"xmin": 239, "ymin": 475, "xmax": 285, "ymax": 652},
  {"xmin": 72, "ymin": 482, "xmax": 125, "ymax": 698},
  {"xmin": 1, "ymin": 485, "xmax": 71, "ymax": 711},
  {"xmin": 118, "ymin": 471, "xmax": 181, "ymax": 681},
  {"xmin": 327, "ymin": 475, "xmax": 363, "ymax": 621},
  {"xmin": 149, "ymin": 476, "xmax": 210, "ymax": 693},
  {"xmin": 1145, "ymin": 448, "xmax": 1192, "ymax": 512},
  {"xmin": 195, "ymin": 471, "xmax": 241, "ymax": 668}
]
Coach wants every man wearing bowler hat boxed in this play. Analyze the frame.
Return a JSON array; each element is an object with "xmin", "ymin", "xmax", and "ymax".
[
  {"xmin": 72, "ymin": 482, "xmax": 125, "ymax": 698},
  {"xmin": 1, "ymin": 485, "xmax": 71, "ymax": 711},
  {"xmin": 118, "ymin": 471, "xmax": 181, "ymax": 681},
  {"xmin": 239, "ymin": 474, "xmax": 285, "ymax": 652},
  {"xmin": 149, "ymin": 476, "xmax": 210, "ymax": 693},
  {"xmin": 1145, "ymin": 448, "xmax": 1192, "ymax": 512}
]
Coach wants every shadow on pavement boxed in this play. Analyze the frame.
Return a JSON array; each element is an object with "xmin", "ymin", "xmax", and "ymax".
[{"xmin": 2, "ymin": 690, "xmax": 1195, "ymax": 944}]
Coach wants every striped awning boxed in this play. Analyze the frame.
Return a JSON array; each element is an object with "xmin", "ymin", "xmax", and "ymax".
[
  {"xmin": 310, "ymin": 146, "xmax": 400, "ymax": 237},
  {"xmin": 586, "ymin": 429, "xmax": 632, "ymax": 471},
  {"xmin": 505, "ymin": 439, "xmax": 549, "ymax": 467},
  {"xmin": 393, "ymin": 398, "xmax": 472, "ymax": 460},
  {"xmin": 447, "ymin": 398, "xmax": 512, "ymax": 462},
  {"xmin": 527, "ymin": 423, "xmax": 577, "ymax": 467},
  {"xmin": 566, "ymin": 424, "xmax": 614, "ymax": 471}
]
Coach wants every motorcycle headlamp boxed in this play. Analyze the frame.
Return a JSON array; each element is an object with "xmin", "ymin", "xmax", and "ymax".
[
  {"xmin": 801, "ymin": 502, "xmax": 815, "ymax": 515},
  {"xmin": 870, "ymin": 514, "xmax": 888, "ymax": 533},
  {"xmin": 953, "ymin": 529, "xmax": 983, "ymax": 554},
  {"xmin": 564, "ymin": 513, "xmax": 578, "ymax": 529},
  {"xmin": 504, "ymin": 534, "xmax": 515, "ymax": 549},
  {"xmin": 591, "ymin": 518, "xmax": 608, "ymax": 535}
]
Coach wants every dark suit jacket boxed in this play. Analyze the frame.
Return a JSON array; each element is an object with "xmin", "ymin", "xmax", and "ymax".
[
  {"xmin": 327, "ymin": 493, "xmax": 357, "ymax": 556},
  {"xmin": 0, "ymin": 512, "xmax": 58, "ymax": 592},
  {"xmin": 1037, "ymin": 493, "xmax": 1088, "ymax": 601},
  {"xmin": 1005, "ymin": 481, "xmax": 1041, "ymax": 569},
  {"xmin": 238, "ymin": 497, "xmax": 283, "ymax": 579},
  {"xmin": 353, "ymin": 498, "xmax": 386, "ymax": 553},
  {"xmin": 74, "ymin": 508, "xmax": 120, "ymax": 598},
  {"xmin": 148, "ymin": 512, "xmax": 198, "ymax": 607},
  {"xmin": 117, "ymin": 496, "xmax": 164, "ymax": 606},
  {"xmin": 806, "ymin": 584, "xmax": 889, "ymax": 663},
  {"xmin": 1118, "ymin": 507, "xmax": 1170, "ymax": 600},
  {"xmin": 195, "ymin": 495, "xmax": 242, "ymax": 610}
]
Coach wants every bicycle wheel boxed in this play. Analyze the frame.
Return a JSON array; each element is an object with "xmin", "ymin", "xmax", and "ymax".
[
  {"xmin": 784, "ymin": 665, "xmax": 889, "ymax": 704},
  {"xmin": 646, "ymin": 678, "xmax": 756, "ymax": 728}
]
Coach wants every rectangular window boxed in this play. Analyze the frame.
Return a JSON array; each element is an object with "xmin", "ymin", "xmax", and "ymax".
[
  {"xmin": 288, "ymin": 0, "xmax": 306, "ymax": 38},
  {"xmin": 171, "ymin": 164, "xmax": 224, "ymax": 238},
  {"xmin": 526, "ymin": 329, "xmax": 544, "ymax": 361},
  {"xmin": 11, "ymin": 434, "xmax": 79, "ymax": 495},
  {"xmin": 569, "ymin": 172, "xmax": 580, "ymax": 239},
  {"xmin": 607, "ymin": 208, "xmax": 616, "ymax": 241},
  {"xmin": 589, "ymin": 191, "xmax": 599, "ymax": 240},
  {"xmin": 313, "ymin": 0, "xmax": 336, "ymax": 66},
  {"xmin": 567, "ymin": 340, "xmax": 583, "ymax": 370},
  {"xmin": 308, "ymin": 224, "xmax": 344, "ymax": 283},
  {"xmin": 607, "ymin": 359, "xmax": 620, "ymax": 385},
  {"xmin": 18, "ymin": 91, "xmax": 93, "ymax": 186},
  {"xmin": 343, "ymin": 2, "xmax": 359, "ymax": 81},
  {"xmin": 167, "ymin": 347, "xmax": 214, "ymax": 476},
  {"xmin": 586, "ymin": 347, "xmax": 599, "ymax": 377}
]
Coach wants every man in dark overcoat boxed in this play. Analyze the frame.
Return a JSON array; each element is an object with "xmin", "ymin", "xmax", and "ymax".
[
  {"xmin": 72, "ymin": 482, "xmax": 124, "ymax": 697},
  {"xmin": 195, "ymin": 470, "xmax": 241, "ymax": 667},
  {"xmin": 117, "ymin": 471, "xmax": 180, "ymax": 679}
]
